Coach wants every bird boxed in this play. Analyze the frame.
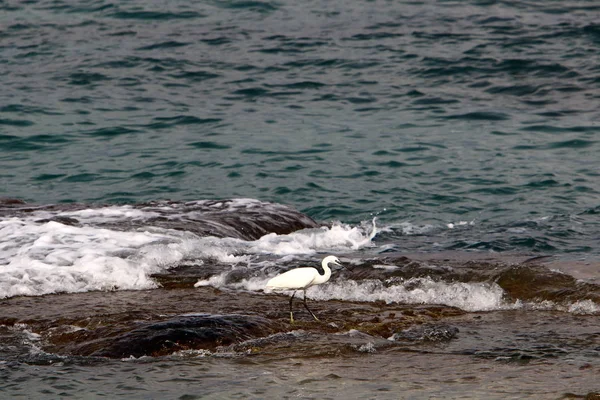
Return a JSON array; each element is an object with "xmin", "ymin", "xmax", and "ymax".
[{"xmin": 265, "ymin": 255, "xmax": 342, "ymax": 323}]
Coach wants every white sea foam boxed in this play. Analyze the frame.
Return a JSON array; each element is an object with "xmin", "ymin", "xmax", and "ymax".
[
  {"xmin": 62, "ymin": 206, "xmax": 159, "ymax": 223},
  {"xmin": 248, "ymin": 222, "xmax": 375, "ymax": 255},
  {"xmin": 373, "ymin": 264, "xmax": 399, "ymax": 271},
  {"xmin": 309, "ymin": 278, "xmax": 508, "ymax": 312},
  {"xmin": 0, "ymin": 206, "xmax": 223, "ymax": 298},
  {"xmin": 0, "ymin": 219, "xmax": 180, "ymax": 298},
  {"xmin": 3, "ymin": 208, "xmax": 597, "ymax": 316},
  {"xmin": 186, "ymin": 198, "xmax": 268, "ymax": 212},
  {"xmin": 566, "ymin": 300, "xmax": 600, "ymax": 315},
  {"xmin": 447, "ymin": 220, "xmax": 475, "ymax": 229},
  {"xmin": 516, "ymin": 298, "xmax": 600, "ymax": 315},
  {"xmin": 0, "ymin": 208, "xmax": 376, "ymax": 298},
  {"xmin": 380, "ymin": 219, "xmax": 475, "ymax": 235},
  {"xmin": 202, "ymin": 272, "xmax": 509, "ymax": 312},
  {"xmin": 201, "ymin": 273, "xmax": 599, "ymax": 314},
  {"xmin": 381, "ymin": 222, "xmax": 436, "ymax": 236},
  {"xmin": 195, "ymin": 273, "xmax": 270, "ymax": 292},
  {"xmin": 312, "ymin": 278, "xmax": 508, "ymax": 312}
]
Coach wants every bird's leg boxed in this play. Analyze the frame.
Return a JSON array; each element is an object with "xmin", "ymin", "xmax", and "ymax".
[
  {"xmin": 302, "ymin": 289, "xmax": 319, "ymax": 321},
  {"xmin": 289, "ymin": 291, "xmax": 296, "ymax": 324}
]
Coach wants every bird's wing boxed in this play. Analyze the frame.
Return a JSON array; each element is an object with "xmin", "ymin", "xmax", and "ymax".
[{"xmin": 266, "ymin": 267, "xmax": 316, "ymax": 290}]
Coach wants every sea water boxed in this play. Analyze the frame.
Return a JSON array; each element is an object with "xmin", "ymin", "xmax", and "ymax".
[{"xmin": 1, "ymin": 0, "xmax": 600, "ymax": 398}]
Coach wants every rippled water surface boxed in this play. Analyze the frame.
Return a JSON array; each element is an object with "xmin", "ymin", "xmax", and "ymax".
[
  {"xmin": 3, "ymin": 0, "xmax": 600, "ymax": 230},
  {"xmin": 2, "ymin": 0, "xmax": 600, "ymax": 398}
]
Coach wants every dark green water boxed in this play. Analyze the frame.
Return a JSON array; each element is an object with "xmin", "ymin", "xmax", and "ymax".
[
  {"xmin": 2, "ymin": 1, "xmax": 600, "ymax": 398},
  {"xmin": 2, "ymin": 0, "xmax": 600, "ymax": 253}
]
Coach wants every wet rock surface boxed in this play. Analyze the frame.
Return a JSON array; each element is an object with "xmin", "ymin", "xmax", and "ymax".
[
  {"xmin": 0, "ymin": 254, "xmax": 598, "ymax": 363},
  {"xmin": 390, "ymin": 324, "xmax": 460, "ymax": 343},
  {"xmin": 0, "ymin": 198, "xmax": 320, "ymax": 240},
  {"xmin": 77, "ymin": 314, "xmax": 280, "ymax": 358},
  {"xmin": 0, "ymin": 283, "xmax": 464, "ymax": 360}
]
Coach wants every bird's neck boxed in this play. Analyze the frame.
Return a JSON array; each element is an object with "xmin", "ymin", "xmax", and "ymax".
[{"xmin": 313, "ymin": 263, "xmax": 332, "ymax": 285}]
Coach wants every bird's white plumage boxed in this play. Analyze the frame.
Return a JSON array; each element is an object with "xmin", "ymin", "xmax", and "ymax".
[
  {"xmin": 266, "ymin": 255, "xmax": 340, "ymax": 290},
  {"xmin": 265, "ymin": 255, "xmax": 342, "ymax": 323},
  {"xmin": 266, "ymin": 267, "xmax": 319, "ymax": 290}
]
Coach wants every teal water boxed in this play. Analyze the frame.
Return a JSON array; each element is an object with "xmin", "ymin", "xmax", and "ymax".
[
  {"xmin": 2, "ymin": 2, "xmax": 600, "ymax": 398},
  {"xmin": 2, "ymin": 1, "xmax": 600, "ymax": 252},
  {"xmin": 2, "ymin": 3, "xmax": 600, "ymax": 240}
]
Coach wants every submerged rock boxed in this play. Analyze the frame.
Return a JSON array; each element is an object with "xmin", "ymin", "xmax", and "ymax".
[
  {"xmin": 390, "ymin": 324, "xmax": 460, "ymax": 343},
  {"xmin": 71, "ymin": 314, "xmax": 279, "ymax": 358},
  {"xmin": 494, "ymin": 264, "xmax": 600, "ymax": 304},
  {"xmin": 0, "ymin": 198, "xmax": 320, "ymax": 241}
]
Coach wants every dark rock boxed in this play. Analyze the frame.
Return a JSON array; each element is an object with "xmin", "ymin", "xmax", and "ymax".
[
  {"xmin": 73, "ymin": 314, "xmax": 279, "ymax": 358},
  {"xmin": 0, "ymin": 198, "xmax": 320, "ymax": 240},
  {"xmin": 34, "ymin": 216, "xmax": 80, "ymax": 226},
  {"xmin": 136, "ymin": 199, "xmax": 320, "ymax": 240}
]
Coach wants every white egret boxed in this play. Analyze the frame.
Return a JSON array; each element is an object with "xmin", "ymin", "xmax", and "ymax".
[{"xmin": 266, "ymin": 255, "xmax": 342, "ymax": 323}]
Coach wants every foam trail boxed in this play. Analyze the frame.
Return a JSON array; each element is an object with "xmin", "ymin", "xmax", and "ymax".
[
  {"xmin": 515, "ymin": 299, "xmax": 600, "ymax": 315},
  {"xmin": 0, "ymin": 220, "xmax": 180, "ymax": 298},
  {"xmin": 1, "ymin": 208, "xmax": 377, "ymax": 298},
  {"xmin": 248, "ymin": 221, "xmax": 376, "ymax": 255},
  {"xmin": 201, "ymin": 274, "xmax": 599, "ymax": 314},
  {"xmin": 567, "ymin": 300, "xmax": 600, "ymax": 314},
  {"xmin": 311, "ymin": 278, "xmax": 508, "ymax": 312},
  {"xmin": 197, "ymin": 271, "xmax": 508, "ymax": 312}
]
